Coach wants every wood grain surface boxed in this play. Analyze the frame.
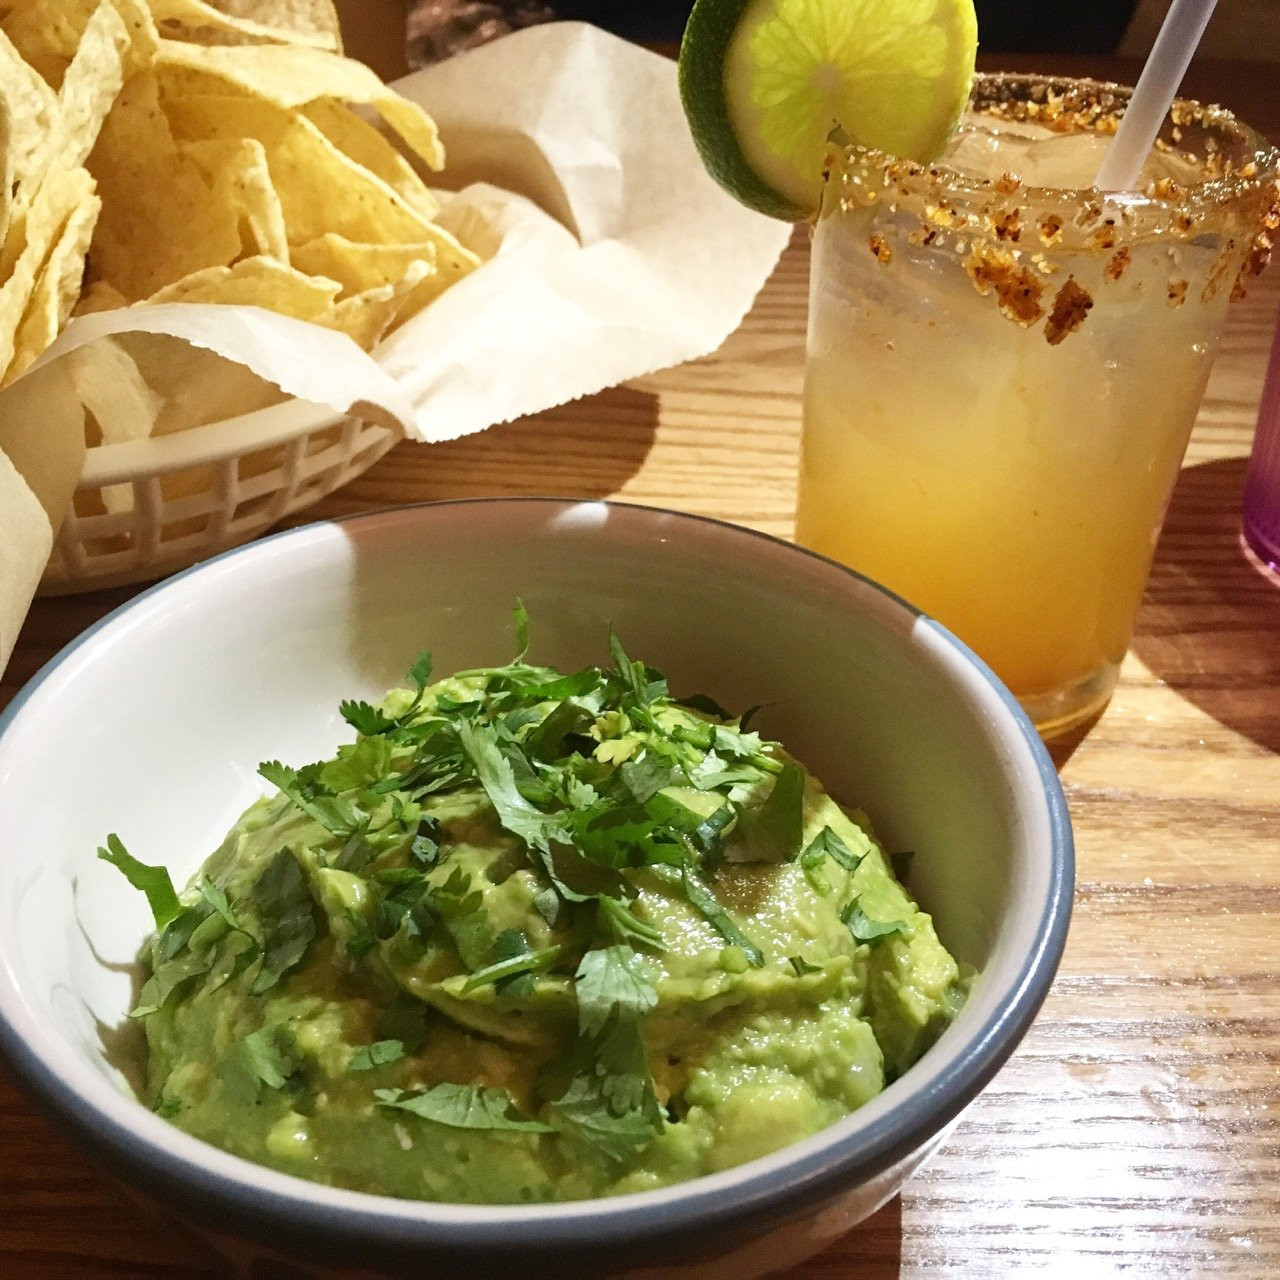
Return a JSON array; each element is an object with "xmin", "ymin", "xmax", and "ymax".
[{"xmin": 3, "ymin": 52, "xmax": 1280, "ymax": 1280}]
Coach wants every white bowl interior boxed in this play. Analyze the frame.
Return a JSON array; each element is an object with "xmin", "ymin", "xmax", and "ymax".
[{"xmin": 0, "ymin": 500, "xmax": 1054, "ymax": 1213}]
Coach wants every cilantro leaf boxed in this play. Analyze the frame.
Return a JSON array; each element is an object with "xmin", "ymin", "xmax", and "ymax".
[
  {"xmin": 620, "ymin": 753, "xmax": 677, "ymax": 805},
  {"xmin": 249, "ymin": 848, "xmax": 316, "ymax": 995},
  {"xmin": 844, "ymin": 901, "xmax": 908, "ymax": 943},
  {"xmin": 609, "ymin": 629, "xmax": 645, "ymax": 702},
  {"xmin": 431, "ymin": 865, "xmax": 491, "ymax": 970},
  {"xmin": 197, "ymin": 878, "xmax": 242, "ymax": 932},
  {"xmin": 320, "ymin": 737, "xmax": 394, "ymax": 793},
  {"xmin": 800, "ymin": 825, "xmax": 865, "ymax": 872},
  {"xmin": 551, "ymin": 946, "xmax": 664, "ymax": 1160},
  {"xmin": 375, "ymin": 1084, "xmax": 552, "ymax": 1132},
  {"xmin": 461, "ymin": 942, "xmax": 564, "ymax": 993},
  {"xmin": 348, "ymin": 1040, "xmax": 405, "ymax": 1072},
  {"xmin": 406, "ymin": 651, "xmax": 434, "ymax": 697},
  {"xmin": 706, "ymin": 724, "xmax": 766, "ymax": 761},
  {"xmin": 798, "ymin": 826, "xmax": 866, "ymax": 894},
  {"xmin": 675, "ymin": 692, "xmax": 733, "ymax": 719},
  {"xmin": 258, "ymin": 760, "xmax": 367, "ymax": 839},
  {"xmin": 599, "ymin": 896, "xmax": 665, "ymax": 952},
  {"xmin": 457, "ymin": 719, "xmax": 567, "ymax": 853},
  {"xmin": 725, "ymin": 763, "xmax": 805, "ymax": 864},
  {"xmin": 549, "ymin": 1070, "xmax": 664, "ymax": 1161},
  {"xmin": 574, "ymin": 946, "xmax": 657, "ymax": 1040},
  {"xmin": 339, "ymin": 699, "xmax": 397, "ymax": 737},
  {"xmin": 130, "ymin": 947, "xmax": 215, "ymax": 1019},
  {"xmin": 240, "ymin": 1025, "xmax": 298, "ymax": 1090},
  {"xmin": 97, "ymin": 835, "xmax": 180, "ymax": 932},
  {"xmin": 512, "ymin": 600, "xmax": 531, "ymax": 662},
  {"xmin": 678, "ymin": 865, "xmax": 763, "ymax": 967},
  {"xmin": 221, "ymin": 1025, "xmax": 302, "ymax": 1104}
]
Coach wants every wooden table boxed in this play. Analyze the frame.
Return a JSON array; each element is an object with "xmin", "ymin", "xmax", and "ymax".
[{"xmin": 3, "ymin": 53, "xmax": 1279, "ymax": 1280}]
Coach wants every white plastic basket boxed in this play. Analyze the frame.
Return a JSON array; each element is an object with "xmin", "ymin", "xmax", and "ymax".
[{"xmin": 40, "ymin": 402, "xmax": 397, "ymax": 595}]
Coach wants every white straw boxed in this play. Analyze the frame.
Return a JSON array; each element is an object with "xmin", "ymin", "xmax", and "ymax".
[{"xmin": 1093, "ymin": 0, "xmax": 1219, "ymax": 192}]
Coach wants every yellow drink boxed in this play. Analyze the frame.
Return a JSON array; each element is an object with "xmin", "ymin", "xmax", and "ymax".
[{"xmin": 796, "ymin": 76, "xmax": 1279, "ymax": 733}]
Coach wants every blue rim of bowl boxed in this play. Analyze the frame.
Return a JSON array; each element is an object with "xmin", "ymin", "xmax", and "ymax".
[{"xmin": 0, "ymin": 497, "xmax": 1073, "ymax": 1252}]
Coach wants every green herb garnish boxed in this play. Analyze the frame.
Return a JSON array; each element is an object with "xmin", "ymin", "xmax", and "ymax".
[
  {"xmin": 375, "ymin": 1084, "xmax": 552, "ymax": 1132},
  {"xmin": 348, "ymin": 1040, "xmax": 406, "ymax": 1072},
  {"xmin": 97, "ymin": 835, "xmax": 180, "ymax": 931}
]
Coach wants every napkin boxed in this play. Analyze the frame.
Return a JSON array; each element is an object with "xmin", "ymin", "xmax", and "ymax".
[{"xmin": 0, "ymin": 22, "xmax": 791, "ymax": 676}]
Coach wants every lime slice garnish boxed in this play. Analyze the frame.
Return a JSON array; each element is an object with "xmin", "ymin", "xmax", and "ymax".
[{"xmin": 680, "ymin": 0, "xmax": 979, "ymax": 220}]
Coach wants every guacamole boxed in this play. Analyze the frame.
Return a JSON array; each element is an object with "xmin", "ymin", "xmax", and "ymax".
[{"xmin": 101, "ymin": 619, "xmax": 968, "ymax": 1203}]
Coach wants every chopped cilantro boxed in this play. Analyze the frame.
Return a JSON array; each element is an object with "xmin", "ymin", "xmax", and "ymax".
[
  {"xmin": 598, "ymin": 895, "xmax": 665, "ymax": 952},
  {"xmin": 249, "ymin": 848, "xmax": 316, "ymax": 995},
  {"xmin": 726, "ymin": 763, "xmax": 805, "ymax": 863},
  {"xmin": 339, "ymin": 699, "xmax": 397, "ymax": 737},
  {"xmin": 258, "ymin": 760, "xmax": 367, "ymax": 839},
  {"xmin": 222, "ymin": 1024, "xmax": 302, "ymax": 1103},
  {"xmin": 675, "ymin": 692, "xmax": 732, "ymax": 719},
  {"xmin": 677, "ymin": 865, "xmax": 763, "ymax": 967},
  {"xmin": 348, "ymin": 1040, "xmax": 406, "ymax": 1072},
  {"xmin": 843, "ymin": 901, "xmax": 908, "ymax": 943},
  {"xmin": 461, "ymin": 939, "xmax": 564, "ymax": 993},
  {"xmin": 799, "ymin": 826, "xmax": 866, "ymax": 892},
  {"xmin": 512, "ymin": 599, "xmax": 531, "ymax": 662},
  {"xmin": 573, "ymin": 946, "xmax": 657, "ymax": 1039},
  {"xmin": 97, "ymin": 835, "xmax": 180, "ymax": 931},
  {"xmin": 457, "ymin": 719, "xmax": 566, "ymax": 854},
  {"xmin": 375, "ymin": 1084, "xmax": 552, "ymax": 1132}
]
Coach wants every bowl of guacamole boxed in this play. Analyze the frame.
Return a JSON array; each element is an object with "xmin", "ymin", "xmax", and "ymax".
[{"xmin": 0, "ymin": 500, "xmax": 1072, "ymax": 1279}]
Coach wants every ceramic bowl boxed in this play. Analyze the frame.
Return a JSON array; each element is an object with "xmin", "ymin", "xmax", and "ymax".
[{"xmin": 0, "ymin": 500, "xmax": 1072, "ymax": 1279}]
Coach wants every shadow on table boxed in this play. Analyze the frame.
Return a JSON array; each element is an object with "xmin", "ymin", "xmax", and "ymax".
[
  {"xmin": 1130, "ymin": 456, "xmax": 1280, "ymax": 753},
  {"xmin": 1045, "ymin": 707, "xmax": 1107, "ymax": 770},
  {"xmin": 313, "ymin": 384, "xmax": 662, "ymax": 513}
]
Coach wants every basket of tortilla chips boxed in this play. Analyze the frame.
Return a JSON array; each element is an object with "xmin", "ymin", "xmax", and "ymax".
[
  {"xmin": 0, "ymin": 0, "xmax": 487, "ymax": 591},
  {"xmin": 0, "ymin": 3, "xmax": 792, "ymax": 600}
]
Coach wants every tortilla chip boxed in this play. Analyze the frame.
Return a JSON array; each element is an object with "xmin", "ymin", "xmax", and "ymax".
[
  {"xmin": 0, "ymin": 94, "xmax": 11, "ymax": 251},
  {"xmin": 86, "ymin": 71, "xmax": 243, "ymax": 299},
  {"xmin": 7, "ymin": 187, "xmax": 100, "ymax": 382},
  {"xmin": 315, "ymin": 258, "xmax": 432, "ymax": 349},
  {"xmin": 69, "ymin": 337, "xmax": 163, "ymax": 446},
  {"xmin": 55, "ymin": 0, "xmax": 134, "ymax": 172},
  {"xmin": 74, "ymin": 278, "xmax": 130, "ymax": 314},
  {"xmin": 148, "ymin": 0, "xmax": 341, "ymax": 50},
  {"xmin": 105, "ymin": 330, "xmax": 286, "ymax": 439},
  {"xmin": 161, "ymin": 90, "xmax": 444, "ymax": 247},
  {"xmin": 146, "ymin": 253, "xmax": 341, "ymax": 321},
  {"xmin": 290, "ymin": 234, "xmax": 436, "ymax": 296},
  {"xmin": 0, "ymin": 28, "xmax": 61, "ymax": 188},
  {"xmin": 0, "ymin": 0, "xmax": 156, "ymax": 85},
  {"xmin": 0, "ymin": 165, "xmax": 95, "ymax": 380},
  {"xmin": 300, "ymin": 98, "xmax": 440, "ymax": 221},
  {"xmin": 0, "ymin": 443, "xmax": 54, "ymax": 671},
  {"xmin": 155, "ymin": 38, "xmax": 445, "ymax": 170},
  {"xmin": 183, "ymin": 135, "xmax": 289, "ymax": 261}
]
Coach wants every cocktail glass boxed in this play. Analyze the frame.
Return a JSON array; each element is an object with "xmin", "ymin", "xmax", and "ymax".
[
  {"xmin": 797, "ymin": 73, "xmax": 1280, "ymax": 736},
  {"xmin": 1243, "ymin": 319, "xmax": 1280, "ymax": 581}
]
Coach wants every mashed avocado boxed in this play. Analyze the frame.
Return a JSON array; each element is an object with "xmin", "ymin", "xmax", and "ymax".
[{"xmin": 101, "ymin": 618, "xmax": 968, "ymax": 1203}]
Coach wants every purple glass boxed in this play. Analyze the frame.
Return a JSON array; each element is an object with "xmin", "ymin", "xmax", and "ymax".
[{"xmin": 1243, "ymin": 316, "xmax": 1280, "ymax": 579}]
